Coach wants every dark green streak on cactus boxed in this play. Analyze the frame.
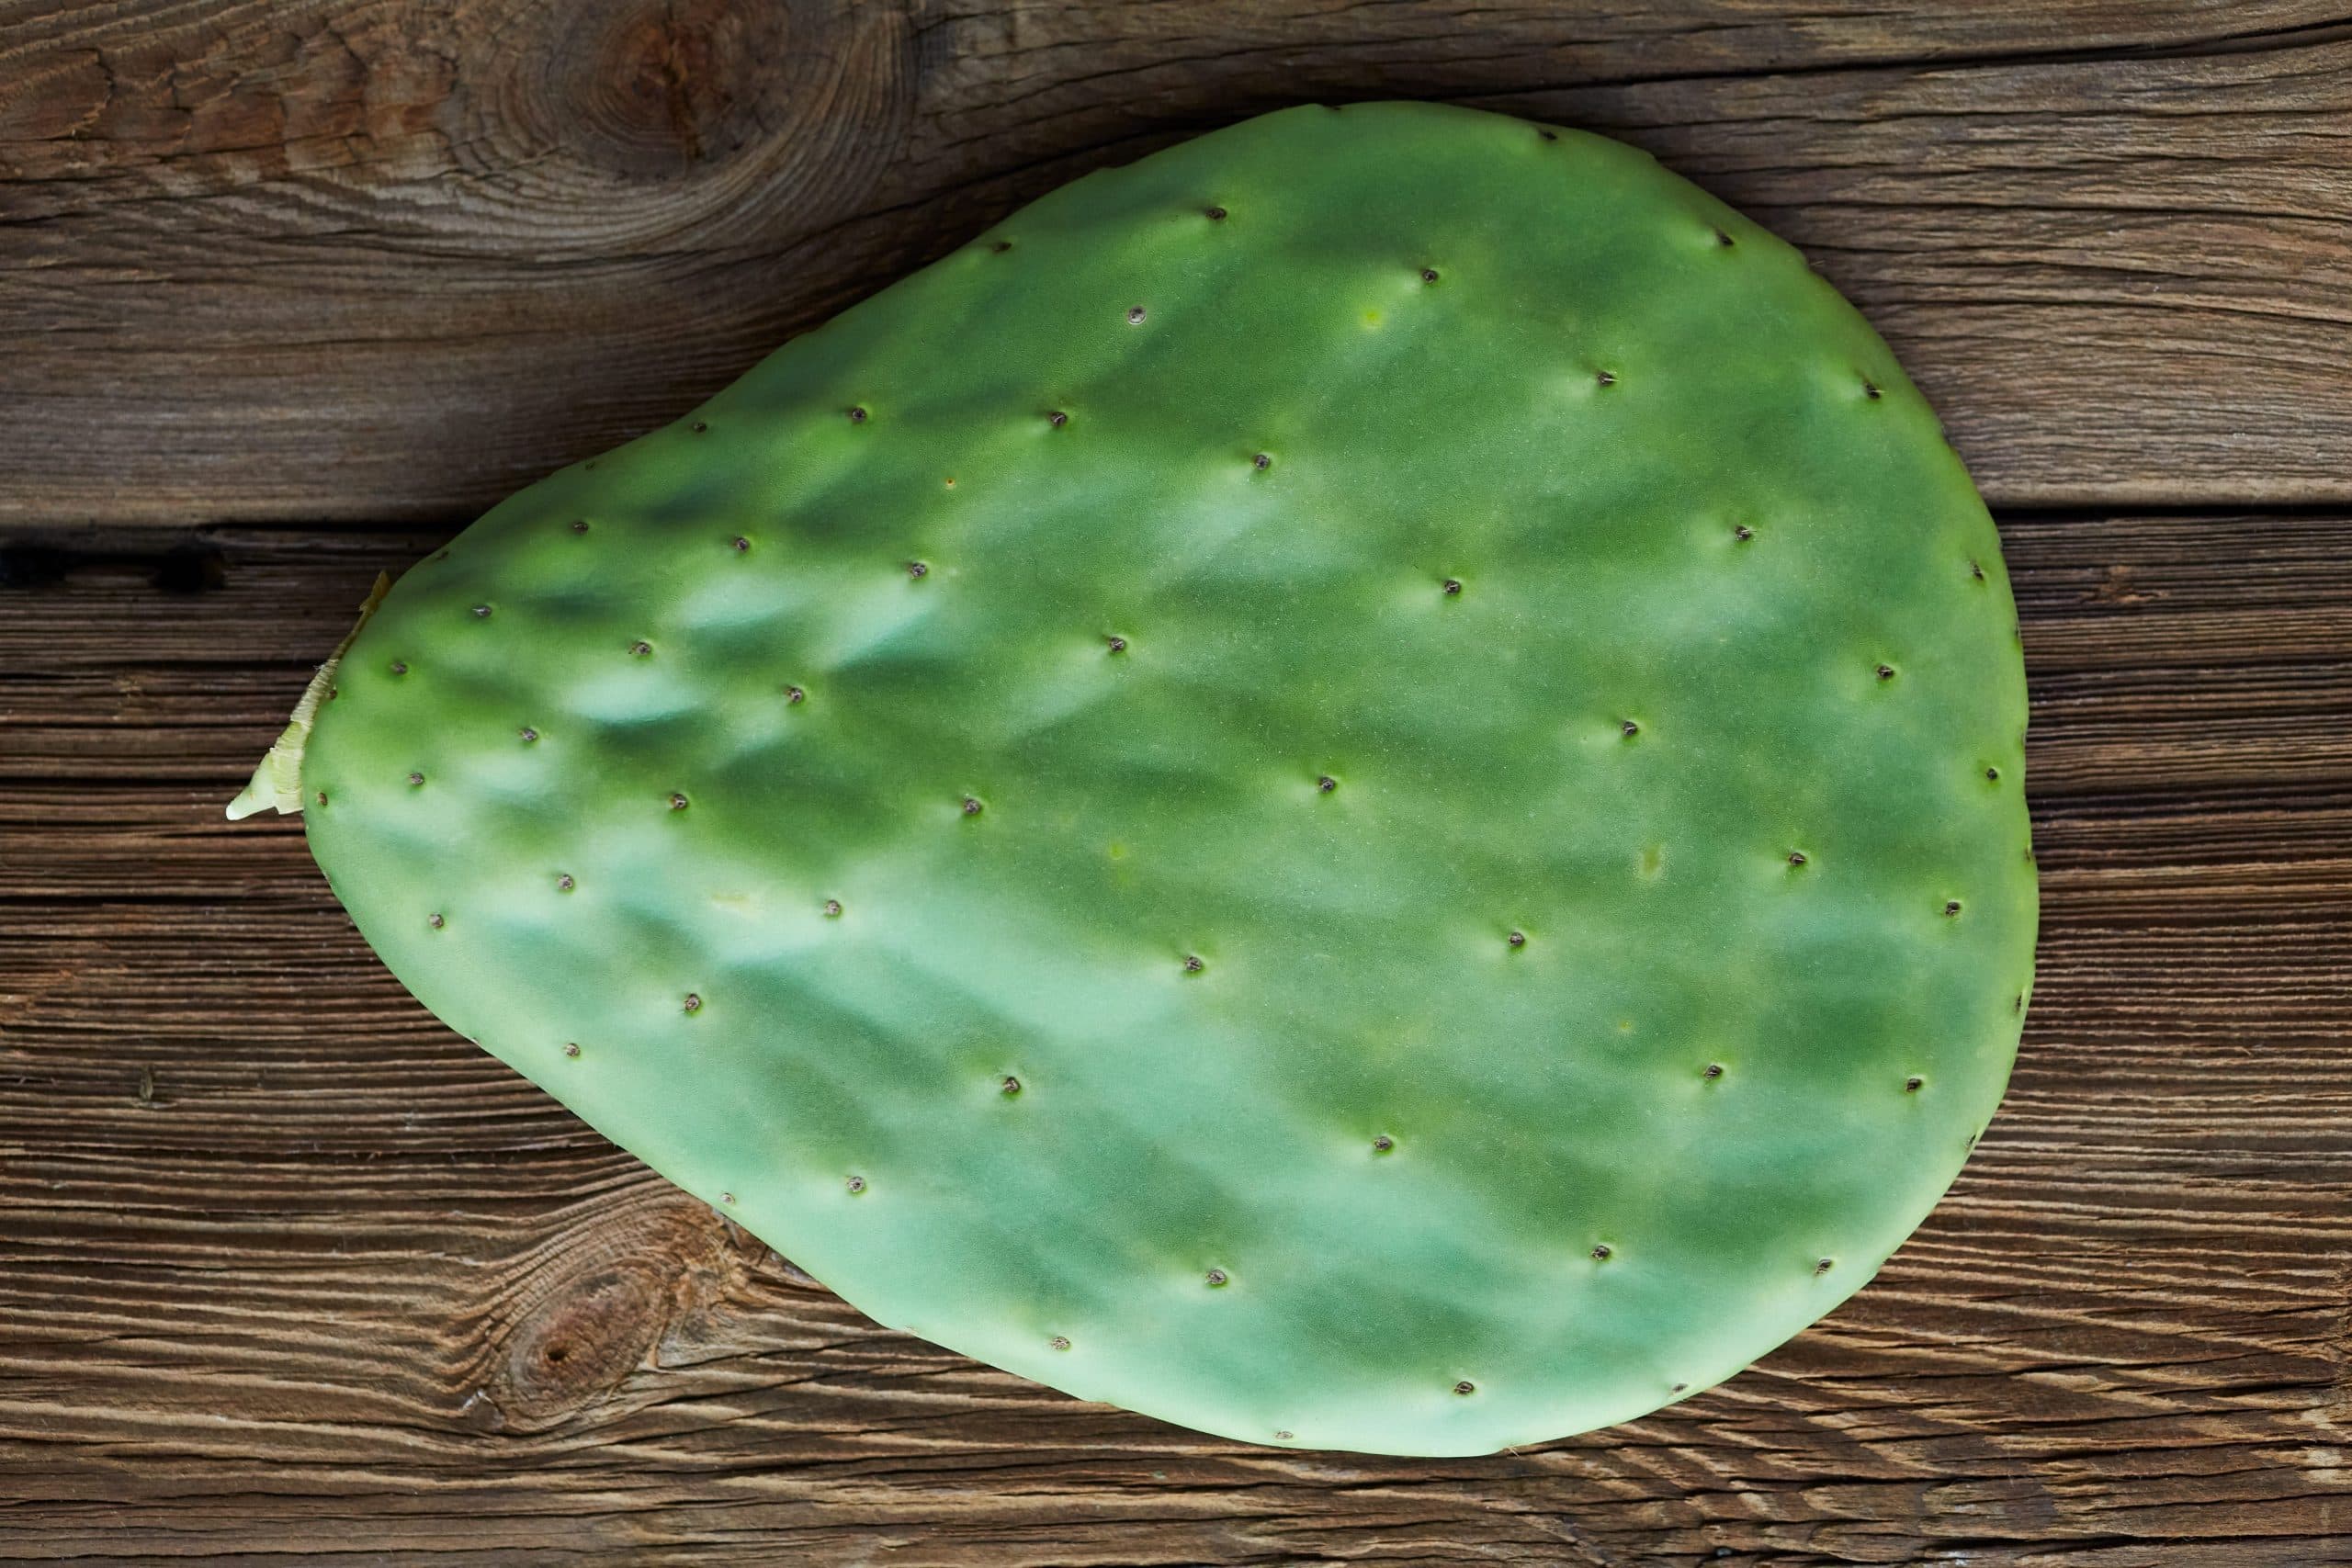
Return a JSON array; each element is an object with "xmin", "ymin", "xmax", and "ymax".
[{"xmin": 295, "ymin": 104, "xmax": 2034, "ymax": 1456}]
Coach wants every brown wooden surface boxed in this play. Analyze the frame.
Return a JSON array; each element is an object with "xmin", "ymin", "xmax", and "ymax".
[
  {"xmin": 6, "ymin": 0, "xmax": 2352, "ymax": 521},
  {"xmin": 5, "ymin": 3, "xmax": 2351, "ymax": 1564}
]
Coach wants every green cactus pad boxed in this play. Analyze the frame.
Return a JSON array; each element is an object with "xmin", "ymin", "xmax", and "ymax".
[{"xmin": 275, "ymin": 102, "xmax": 2033, "ymax": 1456}]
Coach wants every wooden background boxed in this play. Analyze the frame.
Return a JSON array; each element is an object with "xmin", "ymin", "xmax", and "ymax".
[{"xmin": 4, "ymin": 1, "xmax": 2349, "ymax": 1562}]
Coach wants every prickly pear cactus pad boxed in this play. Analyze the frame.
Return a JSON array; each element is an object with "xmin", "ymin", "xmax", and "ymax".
[{"xmin": 256, "ymin": 102, "xmax": 2034, "ymax": 1456}]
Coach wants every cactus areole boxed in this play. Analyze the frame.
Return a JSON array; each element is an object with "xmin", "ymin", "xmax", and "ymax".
[{"xmin": 236, "ymin": 104, "xmax": 2034, "ymax": 1455}]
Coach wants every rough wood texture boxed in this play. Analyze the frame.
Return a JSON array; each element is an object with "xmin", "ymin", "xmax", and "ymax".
[
  {"xmin": 3, "ymin": 0, "xmax": 2352, "ymax": 525},
  {"xmin": 3, "ymin": 515, "xmax": 2348, "ymax": 1564},
  {"xmin": 6, "ymin": 1, "xmax": 2352, "ymax": 1562}
]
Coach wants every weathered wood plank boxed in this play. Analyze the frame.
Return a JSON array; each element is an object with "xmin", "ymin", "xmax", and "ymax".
[
  {"xmin": 1, "ymin": 514, "xmax": 2346, "ymax": 1562},
  {"xmin": 2, "ymin": 1, "xmax": 2350, "ymax": 525}
]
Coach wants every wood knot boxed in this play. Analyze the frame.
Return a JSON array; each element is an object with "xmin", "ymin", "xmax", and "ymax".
[
  {"xmin": 485, "ymin": 0, "xmax": 809, "ymax": 190},
  {"xmin": 481, "ymin": 1252, "xmax": 671, "ymax": 1431},
  {"xmin": 464, "ymin": 1194, "xmax": 744, "ymax": 1434}
]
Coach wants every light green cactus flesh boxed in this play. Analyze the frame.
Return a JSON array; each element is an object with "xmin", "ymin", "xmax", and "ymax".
[{"xmin": 271, "ymin": 103, "xmax": 2034, "ymax": 1456}]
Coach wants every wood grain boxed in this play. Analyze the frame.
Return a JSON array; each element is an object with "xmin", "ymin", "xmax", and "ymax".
[
  {"xmin": 7, "ymin": 0, "xmax": 2351, "ymax": 1559},
  {"xmin": 2, "ymin": 514, "xmax": 2348, "ymax": 1564},
  {"xmin": 4, "ymin": 0, "xmax": 2352, "ymax": 526}
]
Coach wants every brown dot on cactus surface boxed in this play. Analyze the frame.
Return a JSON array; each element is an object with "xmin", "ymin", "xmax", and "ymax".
[
  {"xmin": 1183, "ymin": 954, "xmax": 1204, "ymax": 974},
  {"xmin": 1420, "ymin": 267, "xmax": 1439, "ymax": 283},
  {"xmin": 1877, "ymin": 663, "xmax": 1895, "ymax": 681},
  {"xmin": 669, "ymin": 793, "xmax": 688, "ymax": 810},
  {"xmin": 1317, "ymin": 775, "xmax": 1337, "ymax": 793},
  {"xmin": 1715, "ymin": 229, "xmax": 1735, "ymax": 247},
  {"xmin": 390, "ymin": 660, "xmax": 407, "ymax": 675},
  {"xmin": 1274, "ymin": 1429, "xmax": 1293, "ymax": 1439},
  {"xmin": 1047, "ymin": 410, "xmax": 1068, "ymax": 428},
  {"xmin": 315, "ymin": 791, "xmax": 328, "ymax": 807},
  {"xmin": 2016, "ymin": 992, "xmax": 2027, "ymax": 1012},
  {"xmin": 991, "ymin": 240, "xmax": 1012, "ymax": 254},
  {"xmin": 1905, "ymin": 1076, "xmax": 1924, "ymax": 1092},
  {"xmin": 1372, "ymin": 1134, "xmax": 1394, "ymax": 1152},
  {"xmin": 846, "ymin": 1175, "xmax": 866, "ymax": 1193},
  {"xmin": 720, "ymin": 1192, "xmax": 735, "ymax": 1205},
  {"xmin": 683, "ymin": 993, "xmax": 702, "ymax": 1013},
  {"xmin": 1508, "ymin": 930, "xmax": 1526, "ymax": 948},
  {"xmin": 1703, "ymin": 1063, "xmax": 1724, "ymax": 1080},
  {"xmin": 1621, "ymin": 719, "xmax": 1639, "ymax": 737},
  {"xmin": 1734, "ymin": 525, "xmax": 1754, "ymax": 541},
  {"xmin": 1591, "ymin": 1244, "xmax": 1611, "ymax": 1261},
  {"xmin": 408, "ymin": 772, "xmax": 424, "ymax": 786},
  {"xmin": 785, "ymin": 685, "xmax": 805, "ymax": 704},
  {"xmin": 1049, "ymin": 1336, "xmax": 1070, "ymax": 1350},
  {"xmin": 1862, "ymin": 380, "xmax": 1882, "ymax": 400},
  {"xmin": 1126, "ymin": 306, "xmax": 1147, "ymax": 324},
  {"xmin": 1538, "ymin": 128, "xmax": 1557, "ymax": 141},
  {"xmin": 823, "ymin": 899, "xmax": 842, "ymax": 918},
  {"xmin": 731, "ymin": 536, "xmax": 750, "ymax": 553},
  {"xmin": 1205, "ymin": 1269, "xmax": 1228, "ymax": 1287},
  {"xmin": 471, "ymin": 604, "xmax": 491, "ymax": 618},
  {"xmin": 570, "ymin": 519, "xmax": 588, "ymax": 534},
  {"xmin": 1986, "ymin": 767, "xmax": 2001, "ymax": 781},
  {"xmin": 1001, "ymin": 1075, "xmax": 1021, "ymax": 1096},
  {"xmin": 1106, "ymin": 635, "xmax": 1127, "ymax": 653},
  {"xmin": 1815, "ymin": 1258, "xmax": 1835, "ymax": 1274},
  {"xmin": 1944, "ymin": 900, "xmax": 1962, "ymax": 917},
  {"xmin": 562, "ymin": 1043, "xmax": 580, "ymax": 1058},
  {"xmin": 557, "ymin": 874, "xmax": 574, "ymax": 891},
  {"xmin": 848, "ymin": 406, "xmax": 868, "ymax": 423},
  {"xmin": 962, "ymin": 795, "xmax": 983, "ymax": 816},
  {"xmin": 1971, "ymin": 559, "xmax": 1986, "ymax": 581},
  {"xmin": 427, "ymin": 913, "xmax": 443, "ymax": 929},
  {"xmin": 1442, "ymin": 578, "xmax": 1463, "ymax": 596},
  {"xmin": 1453, "ymin": 1381, "xmax": 1476, "ymax": 1396},
  {"xmin": 1252, "ymin": 452, "xmax": 1271, "ymax": 469},
  {"xmin": 630, "ymin": 640, "xmax": 651, "ymax": 657},
  {"xmin": 519, "ymin": 727, "xmax": 537, "ymax": 743},
  {"xmin": 1596, "ymin": 370, "xmax": 1616, "ymax": 387},
  {"xmin": 1789, "ymin": 852, "xmax": 1807, "ymax": 867},
  {"xmin": 908, "ymin": 560, "xmax": 929, "ymax": 578}
]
